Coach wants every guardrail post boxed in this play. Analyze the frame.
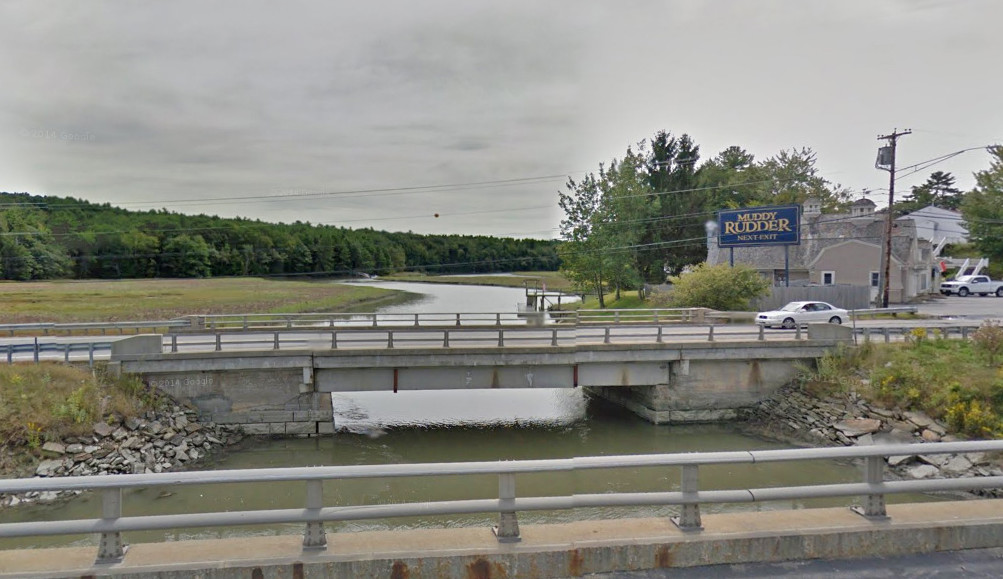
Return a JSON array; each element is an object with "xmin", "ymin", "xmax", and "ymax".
[
  {"xmin": 243, "ymin": 316, "xmax": 248, "ymax": 331},
  {"xmin": 883, "ymin": 328, "xmax": 890, "ymax": 343},
  {"xmin": 96, "ymin": 488, "xmax": 126, "ymax": 563},
  {"xmin": 794, "ymin": 324, "xmax": 801, "ymax": 340},
  {"xmin": 215, "ymin": 334, "xmax": 222, "ymax": 352},
  {"xmin": 302, "ymin": 480, "xmax": 327, "ymax": 550},
  {"xmin": 962, "ymin": 326, "xmax": 970, "ymax": 339},
  {"xmin": 372, "ymin": 314, "xmax": 379, "ymax": 328},
  {"xmin": 852, "ymin": 455, "xmax": 888, "ymax": 519},
  {"xmin": 497, "ymin": 330, "xmax": 504, "ymax": 347},
  {"xmin": 672, "ymin": 465, "xmax": 702, "ymax": 530},
  {"xmin": 614, "ymin": 311, "xmax": 620, "ymax": 324},
  {"xmin": 413, "ymin": 313, "xmax": 420, "ymax": 327},
  {"xmin": 603, "ymin": 327, "xmax": 611, "ymax": 344},
  {"xmin": 387, "ymin": 331, "xmax": 394, "ymax": 349},
  {"xmin": 551, "ymin": 328, "xmax": 559, "ymax": 346},
  {"xmin": 707, "ymin": 325, "xmax": 714, "ymax": 342},
  {"xmin": 273, "ymin": 333, "xmax": 280, "ymax": 350},
  {"xmin": 456, "ymin": 313, "xmax": 462, "ymax": 327},
  {"xmin": 5, "ymin": 344, "xmax": 11, "ymax": 365},
  {"xmin": 33, "ymin": 337, "xmax": 39, "ymax": 363},
  {"xmin": 758, "ymin": 324, "xmax": 765, "ymax": 341},
  {"xmin": 286, "ymin": 317, "xmax": 293, "ymax": 329},
  {"xmin": 64, "ymin": 344, "xmax": 70, "ymax": 362},
  {"xmin": 443, "ymin": 330, "xmax": 450, "ymax": 348},
  {"xmin": 331, "ymin": 331, "xmax": 338, "ymax": 349},
  {"xmin": 88, "ymin": 343, "xmax": 95, "ymax": 367},
  {"xmin": 171, "ymin": 334, "xmax": 178, "ymax": 353},
  {"xmin": 656, "ymin": 325, "xmax": 663, "ymax": 344},
  {"xmin": 496, "ymin": 313, "xmax": 501, "ymax": 326},
  {"xmin": 493, "ymin": 473, "xmax": 521, "ymax": 543},
  {"xmin": 863, "ymin": 328, "xmax": 871, "ymax": 343}
]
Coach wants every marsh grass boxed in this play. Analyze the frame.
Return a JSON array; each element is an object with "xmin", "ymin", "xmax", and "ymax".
[
  {"xmin": 0, "ymin": 277, "xmax": 405, "ymax": 323},
  {"xmin": 377, "ymin": 271, "xmax": 572, "ymax": 291}
]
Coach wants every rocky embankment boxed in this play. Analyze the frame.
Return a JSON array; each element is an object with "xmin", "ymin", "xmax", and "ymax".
[
  {"xmin": 745, "ymin": 385, "xmax": 1003, "ymax": 492},
  {"xmin": 2, "ymin": 407, "xmax": 244, "ymax": 508}
]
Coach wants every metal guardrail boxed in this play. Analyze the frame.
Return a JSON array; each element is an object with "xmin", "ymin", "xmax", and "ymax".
[
  {"xmin": 0, "ymin": 320, "xmax": 190, "ymax": 337},
  {"xmin": 2, "ymin": 340, "xmax": 112, "ymax": 365},
  {"xmin": 2, "ymin": 441, "xmax": 1002, "ymax": 564}
]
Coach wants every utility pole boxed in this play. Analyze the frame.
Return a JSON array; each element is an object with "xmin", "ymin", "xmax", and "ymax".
[{"xmin": 875, "ymin": 128, "xmax": 911, "ymax": 308}]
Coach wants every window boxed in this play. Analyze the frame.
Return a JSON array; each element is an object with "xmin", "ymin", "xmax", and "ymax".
[
  {"xmin": 870, "ymin": 271, "xmax": 880, "ymax": 287},
  {"xmin": 821, "ymin": 271, "xmax": 835, "ymax": 285}
]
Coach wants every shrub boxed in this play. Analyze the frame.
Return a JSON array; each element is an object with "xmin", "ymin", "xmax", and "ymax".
[
  {"xmin": 665, "ymin": 262, "xmax": 770, "ymax": 311},
  {"xmin": 973, "ymin": 320, "xmax": 1003, "ymax": 366}
]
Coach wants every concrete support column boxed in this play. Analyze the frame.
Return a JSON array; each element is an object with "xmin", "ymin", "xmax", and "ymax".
[{"xmin": 852, "ymin": 456, "xmax": 888, "ymax": 519}]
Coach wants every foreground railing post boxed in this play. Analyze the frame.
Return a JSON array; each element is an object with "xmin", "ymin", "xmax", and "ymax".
[
  {"xmin": 215, "ymin": 333, "xmax": 222, "ymax": 352},
  {"xmin": 171, "ymin": 334, "xmax": 178, "ymax": 353},
  {"xmin": 273, "ymin": 333, "xmax": 280, "ymax": 350},
  {"xmin": 443, "ymin": 330, "xmax": 450, "ymax": 347},
  {"xmin": 387, "ymin": 331, "xmax": 394, "ymax": 349},
  {"xmin": 852, "ymin": 455, "xmax": 888, "ymax": 519},
  {"xmin": 493, "ymin": 473, "xmax": 521, "ymax": 543},
  {"xmin": 302, "ymin": 480, "xmax": 327, "ymax": 550},
  {"xmin": 551, "ymin": 328, "xmax": 559, "ymax": 346},
  {"xmin": 758, "ymin": 324, "xmax": 765, "ymax": 341},
  {"xmin": 88, "ymin": 343, "xmax": 95, "ymax": 367},
  {"xmin": 96, "ymin": 488, "xmax": 126, "ymax": 563},
  {"xmin": 603, "ymin": 327, "xmax": 611, "ymax": 344},
  {"xmin": 883, "ymin": 328, "xmax": 890, "ymax": 343},
  {"xmin": 497, "ymin": 330, "xmax": 504, "ymax": 347},
  {"xmin": 656, "ymin": 325, "xmax": 663, "ymax": 343},
  {"xmin": 672, "ymin": 465, "xmax": 702, "ymax": 531},
  {"xmin": 707, "ymin": 325, "xmax": 714, "ymax": 342},
  {"xmin": 330, "ymin": 331, "xmax": 338, "ymax": 349},
  {"xmin": 794, "ymin": 324, "xmax": 801, "ymax": 340}
]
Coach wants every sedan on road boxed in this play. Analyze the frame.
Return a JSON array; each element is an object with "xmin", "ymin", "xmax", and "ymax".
[{"xmin": 756, "ymin": 301, "xmax": 848, "ymax": 329}]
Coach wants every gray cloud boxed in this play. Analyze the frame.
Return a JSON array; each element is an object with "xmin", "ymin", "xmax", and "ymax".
[{"xmin": 0, "ymin": 1, "xmax": 1001, "ymax": 238}]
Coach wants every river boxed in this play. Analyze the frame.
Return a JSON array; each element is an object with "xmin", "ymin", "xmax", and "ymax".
[{"xmin": 0, "ymin": 279, "xmax": 937, "ymax": 549}]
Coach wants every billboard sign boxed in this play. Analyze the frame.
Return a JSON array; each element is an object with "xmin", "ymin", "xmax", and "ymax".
[{"xmin": 717, "ymin": 205, "xmax": 800, "ymax": 247}]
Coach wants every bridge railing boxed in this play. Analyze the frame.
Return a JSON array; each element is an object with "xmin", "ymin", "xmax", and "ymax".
[
  {"xmin": 3, "ymin": 323, "xmax": 986, "ymax": 362},
  {"xmin": 2, "ymin": 441, "xmax": 1002, "ymax": 564}
]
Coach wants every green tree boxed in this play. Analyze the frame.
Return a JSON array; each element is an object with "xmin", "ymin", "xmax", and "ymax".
[
  {"xmin": 962, "ymin": 146, "xmax": 1003, "ymax": 263},
  {"xmin": 758, "ymin": 148, "xmax": 852, "ymax": 211},
  {"xmin": 160, "ymin": 234, "xmax": 212, "ymax": 278},
  {"xmin": 898, "ymin": 171, "xmax": 963, "ymax": 213},
  {"xmin": 664, "ymin": 262, "xmax": 770, "ymax": 311},
  {"xmin": 642, "ymin": 131, "xmax": 704, "ymax": 279}
]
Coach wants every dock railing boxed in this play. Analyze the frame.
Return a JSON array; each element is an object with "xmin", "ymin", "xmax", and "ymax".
[{"xmin": 2, "ymin": 441, "xmax": 1003, "ymax": 564}]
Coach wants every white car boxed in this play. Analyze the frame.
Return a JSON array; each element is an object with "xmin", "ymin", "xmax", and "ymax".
[{"xmin": 756, "ymin": 301, "xmax": 848, "ymax": 329}]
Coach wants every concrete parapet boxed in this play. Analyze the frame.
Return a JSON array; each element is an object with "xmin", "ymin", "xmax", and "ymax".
[
  {"xmin": 110, "ymin": 334, "xmax": 164, "ymax": 358},
  {"xmin": 807, "ymin": 323, "xmax": 854, "ymax": 342},
  {"xmin": 3, "ymin": 500, "xmax": 1003, "ymax": 578}
]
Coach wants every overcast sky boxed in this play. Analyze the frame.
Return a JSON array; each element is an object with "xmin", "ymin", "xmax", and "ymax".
[{"xmin": 1, "ymin": 1, "xmax": 1001, "ymax": 239}]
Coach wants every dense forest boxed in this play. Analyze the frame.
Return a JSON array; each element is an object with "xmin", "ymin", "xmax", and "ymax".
[{"xmin": 0, "ymin": 193, "xmax": 560, "ymax": 280}]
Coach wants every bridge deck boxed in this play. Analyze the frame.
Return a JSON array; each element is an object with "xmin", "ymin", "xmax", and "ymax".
[{"xmin": 3, "ymin": 500, "xmax": 1002, "ymax": 577}]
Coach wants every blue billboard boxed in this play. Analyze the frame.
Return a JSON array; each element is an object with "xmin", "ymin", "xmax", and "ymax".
[{"xmin": 718, "ymin": 205, "xmax": 800, "ymax": 247}]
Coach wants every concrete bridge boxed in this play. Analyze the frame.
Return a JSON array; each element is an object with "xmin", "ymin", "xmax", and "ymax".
[{"xmin": 111, "ymin": 324, "xmax": 854, "ymax": 434}]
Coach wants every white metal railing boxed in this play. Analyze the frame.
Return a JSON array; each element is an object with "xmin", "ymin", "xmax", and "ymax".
[{"xmin": 2, "ymin": 441, "xmax": 1002, "ymax": 564}]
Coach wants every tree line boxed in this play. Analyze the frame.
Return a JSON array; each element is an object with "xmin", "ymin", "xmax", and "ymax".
[
  {"xmin": 0, "ymin": 193, "xmax": 560, "ymax": 280},
  {"xmin": 558, "ymin": 130, "xmax": 1002, "ymax": 306}
]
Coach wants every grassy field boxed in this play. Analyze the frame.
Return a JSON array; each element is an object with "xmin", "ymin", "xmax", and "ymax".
[
  {"xmin": 0, "ymin": 277, "xmax": 416, "ymax": 323},
  {"xmin": 377, "ymin": 271, "xmax": 574, "ymax": 291}
]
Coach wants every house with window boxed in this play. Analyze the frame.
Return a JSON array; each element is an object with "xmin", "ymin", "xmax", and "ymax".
[{"xmin": 706, "ymin": 198, "xmax": 936, "ymax": 303}]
